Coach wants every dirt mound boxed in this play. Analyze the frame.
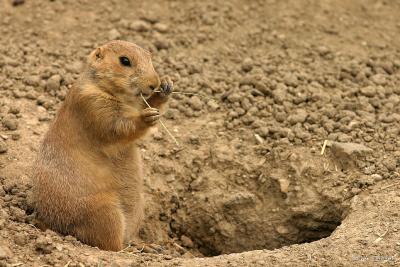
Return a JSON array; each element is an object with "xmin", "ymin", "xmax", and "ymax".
[{"xmin": 0, "ymin": 0, "xmax": 400, "ymax": 266}]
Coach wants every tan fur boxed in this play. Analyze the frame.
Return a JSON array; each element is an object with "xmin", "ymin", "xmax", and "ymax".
[{"xmin": 32, "ymin": 40, "xmax": 172, "ymax": 251}]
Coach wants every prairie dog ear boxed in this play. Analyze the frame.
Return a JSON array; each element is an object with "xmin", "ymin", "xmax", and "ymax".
[
  {"xmin": 95, "ymin": 47, "xmax": 104, "ymax": 60},
  {"xmin": 88, "ymin": 47, "xmax": 104, "ymax": 62}
]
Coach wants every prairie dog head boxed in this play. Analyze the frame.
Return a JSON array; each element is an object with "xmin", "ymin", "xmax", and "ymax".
[{"xmin": 86, "ymin": 40, "xmax": 160, "ymax": 103}]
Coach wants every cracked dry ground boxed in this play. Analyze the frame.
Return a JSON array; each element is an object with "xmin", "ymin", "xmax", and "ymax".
[{"xmin": 1, "ymin": 0, "xmax": 400, "ymax": 266}]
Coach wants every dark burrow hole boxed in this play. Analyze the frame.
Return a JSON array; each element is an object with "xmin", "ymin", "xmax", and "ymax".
[
  {"xmin": 166, "ymin": 182, "xmax": 346, "ymax": 257},
  {"xmin": 173, "ymin": 203, "xmax": 344, "ymax": 257}
]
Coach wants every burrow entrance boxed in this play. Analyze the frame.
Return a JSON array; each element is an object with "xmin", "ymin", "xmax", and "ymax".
[{"xmin": 162, "ymin": 146, "xmax": 349, "ymax": 256}]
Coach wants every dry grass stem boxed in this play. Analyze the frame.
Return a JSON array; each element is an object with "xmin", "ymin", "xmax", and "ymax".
[
  {"xmin": 140, "ymin": 94, "xmax": 179, "ymax": 146},
  {"xmin": 320, "ymin": 140, "xmax": 328, "ymax": 155}
]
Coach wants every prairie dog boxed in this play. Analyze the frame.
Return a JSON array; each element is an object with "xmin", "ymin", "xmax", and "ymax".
[{"xmin": 32, "ymin": 40, "xmax": 173, "ymax": 251}]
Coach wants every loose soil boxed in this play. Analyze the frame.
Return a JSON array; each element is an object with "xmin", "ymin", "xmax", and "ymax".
[{"xmin": 0, "ymin": 0, "xmax": 400, "ymax": 266}]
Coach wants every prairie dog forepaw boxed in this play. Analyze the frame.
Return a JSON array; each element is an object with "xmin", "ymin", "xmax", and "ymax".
[
  {"xmin": 142, "ymin": 108, "xmax": 160, "ymax": 126},
  {"xmin": 159, "ymin": 76, "xmax": 174, "ymax": 97}
]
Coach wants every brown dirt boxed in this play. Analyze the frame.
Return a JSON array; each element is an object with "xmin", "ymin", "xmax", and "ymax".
[{"xmin": 1, "ymin": 0, "xmax": 400, "ymax": 266}]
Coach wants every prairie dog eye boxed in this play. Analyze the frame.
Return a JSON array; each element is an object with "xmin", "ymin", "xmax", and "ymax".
[{"xmin": 119, "ymin": 56, "xmax": 131, "ymax": 67}]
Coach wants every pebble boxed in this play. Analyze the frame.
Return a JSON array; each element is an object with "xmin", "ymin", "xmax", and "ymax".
[
  {"xmin": 153, "ymin": 23, "xmax": 169, "ymax": 33},
  {"xmin": 272, "ymin": 88, "xmax": 286, "ymax": 104},
  {"xmin": 10, "ymin": 206, "xmax": 26, "ymax": 223},
  {"xmin": 0, "ymin": 141, "xmax": 7, "ymax": 153},
  {"xmin": 275, "ymin": 225, "xmax": 290, "ymax": 235},
  {"xmin": 129, "ymin": 20, "xmax": 151, "ymax": 32},
  {"xmin": 108, "ymin": 28, "xmax": 121, "ymax": 40},
  {"xmin": 188, "ymin": 96, "xmax": 203, "ymax": 111},
  {"xmin": 331, "ymin": 142, "xmax": 372, "ymax": 160},
  {"xmin": 46, "ymin": 74, "xmax": 62, "ymax": 91},
  {"xmin": 283, "ymin": 73, "xmax": 298, "ymax": 87},
  {"xmin": 371, "ymin": 174, "xmax": 383, "ymax": 182},
  {"xmin": 227, "ymin": 93, "xmax": 241, "ymax": 103},
  {"xmin": 154, "ymin": 37, "xmax": 170, "ymax": 50},
  {"xmin": 142, "ymin": 245, "xmax": 157, "ymax": 254},
  {"xmin": 255, "ymin": 127, "xmax": 269, "ymax": 138},
  {"xmin": 2, "ymin": 116, "xmax": 18, "ymax": 131},
  {"xmin": 317, "ymin": 45, "xmax": 331, "ymax": 56},
  {"xmin": 8, "ymin": 106, "xmax": 20, "ymax": 114},
  {"xmin": 35, "ymin": 236, "xmax": 54, "ymax": 254},
  {"xmin": 240, "ymin": 98, "xmax": 252, "ymax": 111},
  {"xmin": 207, "ymin": 99, "xmax": 219, "ymax": 111},
  {"xmin": 287, "ymin": 109, "xmax": 308, "ymax": 125},
  {"xmin": 25, "ymin": 75, "xmax": 41, "ymax": 87},
  {"xmin": 180, "ymin": 235, "xmax": 194, "ymax": 248},
  {"xmin": 278, "ymin": 178, "xmax": 290, "ymax": 193},
  {"xmin": 0, "ymin": 245, "xmax": 12, "ymax": 260},
  {"xmin": 382, "ymin": 158, "xmax": 397, "ymax": 171},
  {"xmin": 14, "ymin": 232, "xmax": 27, "ymax": 246},
  {"xmin": 370, "ymin": 74, "xmax": 386, "ymax": 85},
  {"xmin": 241, "ymin": 58, "xmax": 253, "ymax": 72},
  {"xmin": 66, "ymin": 61, "xmax": 83, "ymax": 74},
  {"xmin": 360, "ymin": 86, "xmax": 376, "ymax": 97}
]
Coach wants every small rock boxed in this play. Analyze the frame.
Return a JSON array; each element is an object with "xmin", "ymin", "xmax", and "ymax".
[
  {"xmin": 371, "ymin": 174, "xmax": 383, "ymax": 182},
  {"xmin": 370, "ymin": 74, "xmax": 386, "ymax": 85},
  {"xmin": 317, "ymin": 46, "xmax": 330, "ymax": 56},
  {"xmin": 11, "ymin": 133, "xmax": 20, "ymax": 141},
  {"xmin": 241, "ymin": 58, "xmax": 253, "ymax": 72},
  {"xmin": 283, "ymin": 73, "xmax": 298, "ymax": 87},
  {"xmin": 14, "ymin": 232, "xmax": 27, "ymax": 246},
  {"xmin": 278, "ymin": 178, "xmax": 290, "ymax": 193},
  {"xmin": 129, "ymin": 20, "xmax": 151, "ymax": 32},
  {"xmin": 188, "ymin": 96, "xmax": 203, "ymax": 111},
  {"xmin": 190, "ymin": 176, "xmax": 204, "ymax": 190},
  {"xmin": 108, "ymin": 28, "xmax": 121, "ymax": 40},
  {"xmin": 2, "ymin": 117, "xmax": 18, "ymax": 131},
  {"xmin": 8, "ymin": 106, "xmax": 20, "ymax": 115},
  {"xmin": 140, "ymin": 13, "xmax": 160, "ymax": 24},
  {"xmin": 10, "ymin": 207, "xmax": 26, "ymax": 223},
  {"xmin": 272, "ymin": 88, "xmax": 286, "ymax": 104},
  {"xmin": 331, "ymin": 142, "xmax": 372, "ymax": 157},
  {"xmin": 35, "ymin": 236, "xmax": 54, "ymax": 254},
  {"xmin": 46, "ymin": 74, "xmax": 62, "ymax": 91},
  {"xmin": 351, "ymin": 187, "xmax": 361, "ymax": 195},
  {"xmin": 82, "ymin": 41, "xmax": 92, "ymax": 48},
  {"xmin": 0, "ymin": 141, "xmax": 7, "ymax": 153},
  {"xmin": 331, "ymin": 142, "xmax": 372, "ymax": 169},
  {"xmin": 153, "ymin": 131, "xmax": 163, "ymax": 140},
  {"xmin": 207, "ymin": 99, "xmax": 219, "ymax": 111},
  {"xmin": 66, "ymin": 61, "xmax": 83, "ymax": 74},
  {"xmin": 153, "ymin": 23, "xmax": 169, "ymax": 33},
  {"xmin": 25, "ymin": 75, "xmax": 41, "ymax": 86},
  {"xmin": 142, "ymin": 245, "xmax": 157, "ymax": 254},
  {"xmin": 255, "ymin": 127, "xmax": 269, "ymax": 138},
  {"xmin": 383, "ymin": 158, "xmax": 397, "ymax": 171},
  {"xmin": 180, "ymin": 235, "xmax": 194, "ymax": 248},
  {"xmin": 227, "ymin": 93, "xmax": 241, "ymax": 103},
  {"xmin": 360, "ymin": 86, "xmax": 376, "ymax": 97},
  {"xmin": 240, "ymin": 98, "xmax": 252, "ymax": 111},
  {"xmin": 154, "ymin": 38, "xmax": 170, "ymax": 50},
  {"xmin": 275, "ymin": 225, "xmax": 290, "ymax": 235},
  {"xmin": 378, "ymin": 113, "xmax": 400, "ymax": 123},
  {"xmin": 0, "ymin": 245, "xmax": 12, "ymax": 260},
  {"xmin": 111, "ymin": 259, "xmax": 135, "ymax": 267},
  {"xmin": 287, "ymin": 109, "xmax": 308, "ymax": 125},
  {"xmin": 36, "ymin": 95, "xmax": 47, "ymax": 105},
  {"xmin": 25, "ymin": 92, "xmax": 38, "ymax": 100}
]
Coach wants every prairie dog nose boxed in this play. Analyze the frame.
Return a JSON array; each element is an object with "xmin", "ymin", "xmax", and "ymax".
[{"xmin": 148, "ymin": 75, "xmax": 161, "ymax": 91}]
